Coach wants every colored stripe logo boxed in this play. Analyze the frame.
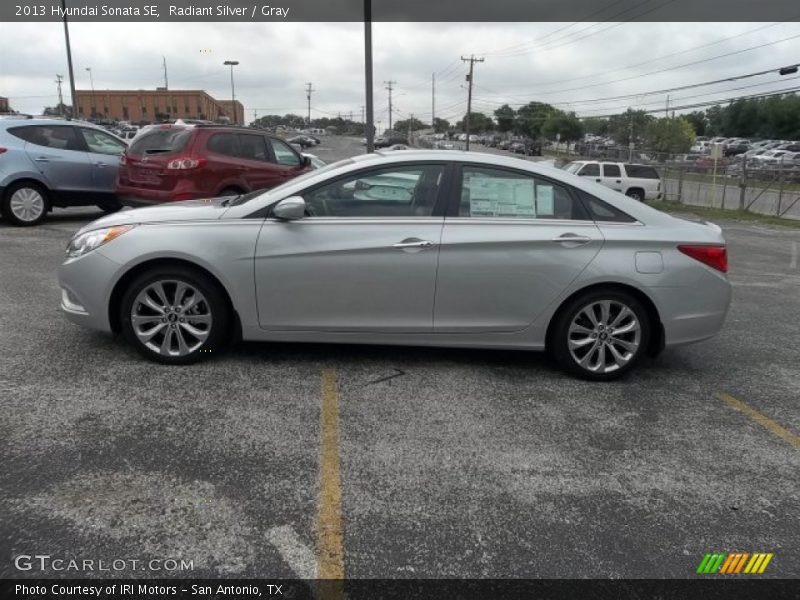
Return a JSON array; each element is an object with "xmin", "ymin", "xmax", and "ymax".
[{"xmin": 697, "ymin": 552, "xmax": 773, "ymax": 574}]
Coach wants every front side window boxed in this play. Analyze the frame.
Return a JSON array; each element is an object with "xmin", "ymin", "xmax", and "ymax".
[
  {"xmin": 578, "ymin": 163, "xmax": 600, "ymax": 177},
  {"xmin": 236, "ymin": 134, "xmax": 269, "ymax": 161},
  {"xmin": 269, "ymin": 138, "xmax": 301, "ymax": 166},
  {"xmin": 459, "ymin": 166, "xmax": 583, "ymax": 220},
  {"xmin": 81, "ymin": 128, "xmax": 126, "ymax": 155},
  {"xmin": 302, "ymin": 164, "xmax": 444, "ymax": 218}
]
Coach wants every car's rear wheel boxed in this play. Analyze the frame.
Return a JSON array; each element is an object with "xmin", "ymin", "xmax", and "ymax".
[
  {"xmin": 2, "ymin": 181, "xmax": 49, "ymax": 226},
  {"xmin": 625, "ymin": 188, "xmax": 644, "ymax": 202},
  {"xmin": 551, "ymin": 289, "xmax": 651, "ymax": 381},
  {"xmin": 218, "ymin": 187, "xmax": 244, "ymax": 197},
  {"xmin": 120, "ymin": 266, "xmax": 231, "ymax": 364}
]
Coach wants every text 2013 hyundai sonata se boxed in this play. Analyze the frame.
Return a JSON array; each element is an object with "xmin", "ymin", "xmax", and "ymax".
[{"xmin": 58, "ymin": 151, "xmax": 731, "ymax": 380}]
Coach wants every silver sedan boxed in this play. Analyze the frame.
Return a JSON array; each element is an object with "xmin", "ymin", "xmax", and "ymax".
[{"xmin": 58, "ymin": 151, "xmax": 731, "ymax": 380}]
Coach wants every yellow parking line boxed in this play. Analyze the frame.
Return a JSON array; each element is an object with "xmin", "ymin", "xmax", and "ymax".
[
  {"xmin": 717, "ymin": 392, "xmax": 800, "ymax": 449},
  {"xmin": 318, "ymin": 369, "xmax": 345, "ymax": 580}
]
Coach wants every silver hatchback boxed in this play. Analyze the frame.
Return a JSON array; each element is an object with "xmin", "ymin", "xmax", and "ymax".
[{"xmin": 58, "ymin": 151, "xmax": 731, "ymax": 380}]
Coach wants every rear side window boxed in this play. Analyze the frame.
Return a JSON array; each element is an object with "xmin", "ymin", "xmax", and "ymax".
[
  {"xmin": 624, "ymin": 164, "xmax": 660, "ymax": 179},
  {"xmin": 206, "ymin": 133, "xmax": 239, "ymax": 157},
  {"xmin": 8, "ymin": 125, "xmax": 83, "ymax": 151},
  {"xmin": 602, "ymin": 164, "xmax": 621, "ymax": 177},
  {"xmin": 128, "ymin": 129, "xmax": 191, "ymax": 155},
  {"xmin": 575, "ymin": 189, "xmax": 637, "ymax": 223}
]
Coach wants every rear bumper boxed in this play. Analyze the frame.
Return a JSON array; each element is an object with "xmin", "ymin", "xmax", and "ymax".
[{"xmin": 115, "ymin": 185, "xmax": 203, "ymax": 205}]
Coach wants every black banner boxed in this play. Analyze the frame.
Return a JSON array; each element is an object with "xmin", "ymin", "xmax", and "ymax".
[
  {"xmin": 2, "ymin": 0, "xmax": 800, "ymax": 22},
  {"xmin": 3, "ymin": 579, "xmax": 800, "ymax": 600}
]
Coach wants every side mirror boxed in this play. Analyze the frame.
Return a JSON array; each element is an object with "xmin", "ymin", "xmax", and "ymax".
[
  {"xmin": 273, "ymin": 196, "xmax": 306, "ymax": 221},
  {"xmin": 302, "ymin": 155, "xmax": 311, "ymax": 167}
]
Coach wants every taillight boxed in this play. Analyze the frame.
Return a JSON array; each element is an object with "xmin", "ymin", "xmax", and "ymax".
[
  {"xmin": 166, "ymin": 157, "xmax": 205, "ymax": 170},
  {"xmin": 0, "ymin": 147, "xmax": 7, "ymax": 154},
  {"xmin": 678, "ymin": 244, "xmax": 728, "ymax": 273}
]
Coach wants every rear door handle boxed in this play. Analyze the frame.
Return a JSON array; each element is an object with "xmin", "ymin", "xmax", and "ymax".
[
  {"xmin": 34, "ymin": 157, "xmax": 50, "ymax": 163},
  {"xmin": 393, "ymin": 239, "xmax": 435, "ymax": 249},
  {"xmin": 93, "ymin": 162, "xmax": 108, "ymax": 167},
  {"xmin": 595, "ymin": 178, "xmax": 601, "ymax": 182},
  {"xmin": 552, "ymin": 233, "xmax": 592, "ymax": 245}
]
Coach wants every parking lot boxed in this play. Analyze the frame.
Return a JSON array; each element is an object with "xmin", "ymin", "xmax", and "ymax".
[{"xmin": 1, "ymin": 135, "xmax": 798, "ymax": 580}]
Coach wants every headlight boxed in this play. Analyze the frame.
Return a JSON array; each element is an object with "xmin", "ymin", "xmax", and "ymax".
[{"xmin": 66, "ymin": 225, "xmax": 135, "ymax": 258}]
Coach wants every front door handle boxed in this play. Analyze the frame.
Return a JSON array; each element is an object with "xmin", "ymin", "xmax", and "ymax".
[
  {"xmin": 393, "ymin": 239, "xmax": 435, "ymax": 250},
  {"xmin": 552, "ymin": 233, "xmax": 592, "ymax": 245},
  {"xmin": 34, "ymin": 157, "xmax": 50, "ymax": 163},
  {"xmin": 94, "ymin": 162, "xmax": 108, "ymax": 167}
]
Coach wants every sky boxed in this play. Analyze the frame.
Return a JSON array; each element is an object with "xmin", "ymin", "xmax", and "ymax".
[{"xmin": 1, "ymin": 21, "xmax": 799, "ymax": 126}]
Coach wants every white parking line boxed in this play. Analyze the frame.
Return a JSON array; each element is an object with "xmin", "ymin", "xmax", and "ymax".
[
  {"xmin": 791, "ymin": 241, "xmax": 797, "ymax": 269},
  {"xmin": 266, "ymin": 524, "xmax": 317, "ymax": 579}
]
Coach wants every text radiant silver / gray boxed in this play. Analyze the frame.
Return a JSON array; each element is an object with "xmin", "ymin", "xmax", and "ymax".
[{"xmin": 58, "ymin": 150, "xmax": 731, "ymax": 380}]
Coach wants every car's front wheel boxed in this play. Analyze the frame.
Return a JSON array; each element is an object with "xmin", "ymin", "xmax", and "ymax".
[
  {"xmin": 120, "ymin": 266, "xmax": 231, "ymax": 364},
  {"xmin": 551, "ymin": 289, "xmax": 651, "ymax": 381}
]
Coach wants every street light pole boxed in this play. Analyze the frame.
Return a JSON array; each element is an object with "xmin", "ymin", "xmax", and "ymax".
[
  {"xmin": 363, "ymin": 0, "xmax": 375, "ymax": 153},
  {"xmin": 85, "ymin": 67, "xmax": 95, "ymax": 119},
  {"xmin": 223, "ymin": 60, "xmax": 239, "ymax": 125}
]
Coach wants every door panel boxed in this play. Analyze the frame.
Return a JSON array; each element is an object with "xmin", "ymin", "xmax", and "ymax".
[
  {"xmin": 434, "ymin": 220, "xmax": 603, "ymax": 332},
  {"xmin": 21, "ymin": 126, "xmax": 93, "ymax": 193},
  {"xmin": 600, "ymin": 163, "xmax": 623, "ymax": 192},
  {"xmin": 254, "ymin": 219, "xmax": 443, "ymax": 332},
  {"xmin": 79, "ymin": 127, "xmax": 126, "ymax": 192}
]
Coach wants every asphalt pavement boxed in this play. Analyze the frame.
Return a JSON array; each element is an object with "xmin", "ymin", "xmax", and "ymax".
[{"xmin": 0, "ymin": 136, "xmax": 798, "ymax": 580}]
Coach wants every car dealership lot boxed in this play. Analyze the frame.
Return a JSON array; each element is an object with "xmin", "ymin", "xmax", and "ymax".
[{"xmin": 1, "ymin": 136, "xmax": 798, "ymax": 579}]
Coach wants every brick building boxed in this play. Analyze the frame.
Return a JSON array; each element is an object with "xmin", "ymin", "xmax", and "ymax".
[{"xmin": 74, "ymin": 89, "xmax": 244, "ymax": 125}]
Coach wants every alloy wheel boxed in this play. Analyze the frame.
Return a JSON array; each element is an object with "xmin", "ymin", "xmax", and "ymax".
[
  {"xmin": 567, "ymin": 300, "xmax": 642, "ymax": 374},
  {"xmin": 130, "ymin": 280, "xmax": 213, "ymax": 357}
]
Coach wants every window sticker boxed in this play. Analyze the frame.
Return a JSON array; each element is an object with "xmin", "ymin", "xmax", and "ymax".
[
  {"xmin": 535, "ymin": 184, "xmax": 555, "ymax": 217},
  {"xmin": 467, "ymin": 176, "xmax": 535, "ymax": 217}
]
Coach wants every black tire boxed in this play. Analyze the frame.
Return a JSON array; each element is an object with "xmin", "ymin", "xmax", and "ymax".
[
  {"xmin": 97, "ymin": 197, "xmax": 123, "ymax": 213},
  {"xmin": 218, "ymin": 187, "xmax": 244, "ymax": 197},
  {"xmin": 625, "ymin": 188, "xmax": 644, "ymax": 202},
  {"xmin": 120, "ymin": 266, "xmax": 232, "ymax": 365},
  {"xmin": 550, "ymin": 289, "xmax": 651, "ymax": 381},
  {"xmin": 2, "ymin": 181, "xmax": 49, "ymax": 226}
]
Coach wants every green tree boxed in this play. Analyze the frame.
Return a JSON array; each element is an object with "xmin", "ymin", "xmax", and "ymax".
[
  {"xmin": 607, "ymin": 109, "xmax": 653, "ymax": 145},
  {"xmin": 42, "ymin": 103, "xmax": 73, "ymax": 118},
  {"xmin": 432, "ymin": 117, "xmax": 450, "ymax": 133},
  {"xmin": 514, "ymin": 101, "xmax": 555, "ymax": 137},
  {"xmin": 493, "ymin": 104, "xmax": 516, "ymax": 132},
  {"xmin": 581, "ymin": 117, "xmax": 609, "ymax": 136},
  {"xmin": 644, "ymin": 116, "xmax": 696, "ymax": 153},
  {"xmin": 394, "ymin": 117, "xmax": 428, "ymax": 133},
  {"xmin": 541, "ymin": 110, "xmax": 583, "ymax": 143},
  {"xmin": 685, "ymin": 111, "xmax": 708, "ymax": 137},
  {"xmin": 456, "ymin": 112, "xmax": 494, "ymax": 133}
]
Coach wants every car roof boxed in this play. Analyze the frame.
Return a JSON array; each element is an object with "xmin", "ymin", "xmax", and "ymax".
[{"xmin": 0, "ymin": 117, "xmax": 109, "ymax": 131}]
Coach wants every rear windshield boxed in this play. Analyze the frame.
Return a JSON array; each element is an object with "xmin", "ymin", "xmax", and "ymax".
[
  {"xmin": 128, "ymin": 129, "xmax": 192, "ymax": 155},
  {"xmin": 624, "ymin": 164, "xmax": 660, "ymax": 179}
]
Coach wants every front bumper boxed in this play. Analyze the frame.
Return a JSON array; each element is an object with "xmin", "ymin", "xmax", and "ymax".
[{"xmin": 58, "ymin": 249, "xmax": 121, "ymax": 333}]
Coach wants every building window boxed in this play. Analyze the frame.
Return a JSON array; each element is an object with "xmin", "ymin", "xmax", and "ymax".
[
  {"xmin": 184, "ymin": 106, "xmax": 190, "ymax": 114},
  {"xmin": 123, "ymin": 107, "xmax": 129, "ymax": 119},
  {"xmin": 142, "ymin": 106, "xmax": 147, "ymax": 115}
]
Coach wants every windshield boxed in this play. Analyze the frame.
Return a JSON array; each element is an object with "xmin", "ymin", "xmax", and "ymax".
[{"xmin": 227, "ymin": 158, "xmax": 355, "ymax": 206}]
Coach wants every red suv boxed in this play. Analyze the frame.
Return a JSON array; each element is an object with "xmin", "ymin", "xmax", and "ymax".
[{"xmin": 116, "ymin": 125, "xmax": 313, "ymax": 203}]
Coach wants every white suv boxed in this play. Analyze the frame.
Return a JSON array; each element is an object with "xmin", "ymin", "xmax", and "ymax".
[{"xmin": 563, "ymin": 161, "xmax": 662, "ymax": 201}]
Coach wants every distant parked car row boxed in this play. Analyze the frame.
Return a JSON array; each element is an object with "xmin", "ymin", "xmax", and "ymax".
[{"xmin": 0, "ymin": 118, "xmax": 318, "ymax": 226}]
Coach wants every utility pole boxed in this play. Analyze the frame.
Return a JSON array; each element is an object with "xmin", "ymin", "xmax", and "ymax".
[
  {"xmin": 408, "ymin": 113, "xmax": 413, "ymax": 142},
  {"xmin": 305, "ymin": 82, "xmax": 314, "ymax": 126},
  {"xmin": 85, "ymin": 67, "xmax": 96, "ymax": 119},
  {"xmin": 431, "ymin": 72, "xmax": 435, "ymax": 130},
  {"xmin": 361, "ymin": 105, "xmax": 365, "ymax": 123},
  {"xmin": 61, "ymin": 0, "xmax": 77, "ymax": 120},
  {"xmin": 162, "ymin": 56, "xmax": 169, "ymax": 90},
  {"xmin": 55, "ymin": 75, "xmax": 65, "ymax": 117},
  {"xmin": 223, "ymin": 60, "xmax": 239, "ymax": 125},
  {"xmin": 665, "ymin": 94, "xmax": 670, "ymax": 118},
  {"xmin": 364, "ymin": 0, "xmax": 375, "ymax": 152},
  {"xmin": 461, "ymin": 55, "xmax": 484, "ymax": 151},
  {"xmin": 384, "ymin": 80, "xmax": 396, "ymax": 132}
]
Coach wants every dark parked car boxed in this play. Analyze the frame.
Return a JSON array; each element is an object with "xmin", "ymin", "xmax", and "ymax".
[
  {"xmin": 374, "ymin": 135, "xmax": 410, "ymax": 149},
  {"xmin": 287, "ymin": 135, "xmax": 317, "ymax": 149},
  {"xmin": 0, "ymin": 118, "xmax": 127, "ymax": 226},
  {"xmin": 116, "ymin": 125, "xmax": 313, "ymax": 204}
]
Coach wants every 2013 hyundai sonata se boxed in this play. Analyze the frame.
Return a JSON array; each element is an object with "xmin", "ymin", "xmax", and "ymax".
[{"xmin": 58, "ymin": 150, "xmax": 731, "ymax": 380}]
